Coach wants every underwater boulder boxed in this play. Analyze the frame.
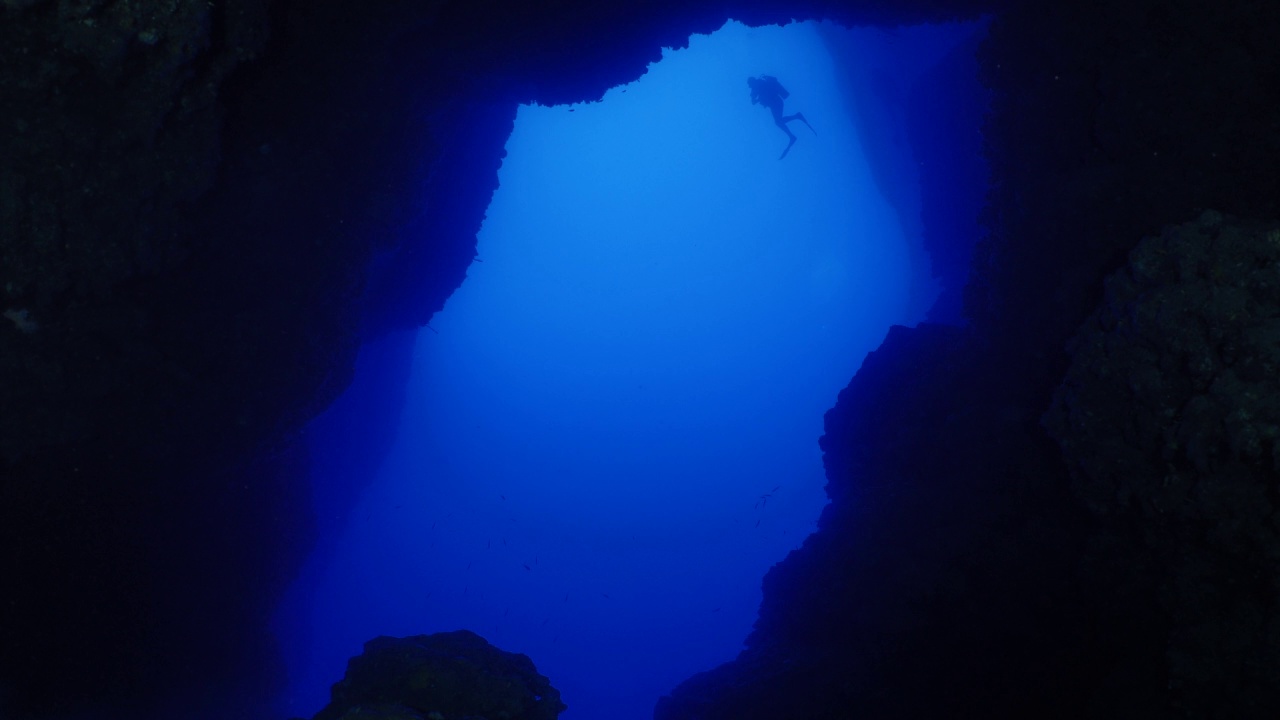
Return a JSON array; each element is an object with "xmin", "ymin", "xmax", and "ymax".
[
  {"xmin": 1045, "ymin": 211, "xmax": 1280, "ymax": 717},
  {"xmin": 312, "ymin": 630, "xmax": 567, "ymax": 720}
]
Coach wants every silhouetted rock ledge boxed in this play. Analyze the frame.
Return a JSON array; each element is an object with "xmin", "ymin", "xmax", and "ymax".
[{"xmin": 306, "ymin": 631, "xmax": 566, "ymax": 720}]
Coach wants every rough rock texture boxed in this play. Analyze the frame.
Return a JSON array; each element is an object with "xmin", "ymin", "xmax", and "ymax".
[
  {"xmin": 0, "ymin": 2, "xmax": 467, "ymax": 715},
  {"xmin": 1046, "ymin": 212, "xmax": 1280, "ymax": 715},
  {"xmin": 309, "ymin": 631, "xmax": 566, "ymax": 720},
  {"xmin": 0, "ymin": 0, "xmax": 273, "ymax": 461}
]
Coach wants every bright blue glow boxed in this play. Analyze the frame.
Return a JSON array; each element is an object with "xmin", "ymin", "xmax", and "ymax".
[{"xmin": 274, "ymin": 19, "xmax": 974, "ymax": 720}]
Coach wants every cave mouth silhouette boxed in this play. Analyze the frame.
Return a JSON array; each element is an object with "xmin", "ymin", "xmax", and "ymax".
[{"xmin": 273, "ymin": 18, "xmax": 986, "ymax": 720}]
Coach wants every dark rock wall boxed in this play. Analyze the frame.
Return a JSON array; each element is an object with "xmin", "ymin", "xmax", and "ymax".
[
  {"xmin": 1046, "ymin": 213, "xmax": 1280, "ymax": 714},
  {"xmin": 0, "ymin": 0, "xmax": 272, "ymax": 461},
  {"xmin": 659, "ymin": 322, "xmax": 1161, "ymax": 719},
  {"xmin": 0, "ymin": 0, "xmax": 473, "ymax": 715},
  {"xmin": 971, "ymin": 1, "xmax": 1280, "ymax": 351},
  {"xmin": 3, "ymin": 0, "xmax": 1276, "ymax": 717}
]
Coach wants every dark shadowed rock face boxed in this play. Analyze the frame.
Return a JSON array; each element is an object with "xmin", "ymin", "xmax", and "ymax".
[
  {"xmin": 662, "ymin": 323, "xmax": 1163, "ymax": 720},
  {"xmin": 1046, "ymin": 212, "xmax": 1280, "ymax": 715},
  {"xmin": 0, "ymin": 0, "xmax": 274, "ymax": 463},
  {"xmin": 311, "ymin": 631, "xmax": 566, "ymax": 720}
]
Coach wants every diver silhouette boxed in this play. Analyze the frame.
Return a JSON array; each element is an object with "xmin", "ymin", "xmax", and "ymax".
[{"xmin": 748, "ymin": 75, "xmax": 816, "ymax": 159}]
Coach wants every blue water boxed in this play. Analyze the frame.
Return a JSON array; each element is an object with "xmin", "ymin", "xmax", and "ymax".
[{"xmin": 274, "ymin": 18, "xmax": 981, "ymax": 720}]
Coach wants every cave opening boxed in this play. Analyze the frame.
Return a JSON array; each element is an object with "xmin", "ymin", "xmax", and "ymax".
[{"xmin": 273, "ymin": 17, "xmax": 987, "ymax": 720}]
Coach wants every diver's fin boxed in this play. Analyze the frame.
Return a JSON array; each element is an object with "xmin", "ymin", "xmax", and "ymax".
[{"xmin": 797, "ymin": 112, "xmax": 817, "ymax": 135}]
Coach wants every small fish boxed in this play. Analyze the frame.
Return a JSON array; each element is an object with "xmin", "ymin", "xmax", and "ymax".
[
  {"xmin": 522, "ymin": 563, "xmax": 531, "ymax": 571},
  {"xmin": 755, "ymin": 519, "xmax": 760, "ymax": 528}
]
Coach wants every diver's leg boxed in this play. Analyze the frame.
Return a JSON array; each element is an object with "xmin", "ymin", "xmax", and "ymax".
[
  {"xmin": 769, "ymin": 103, "xmax": 797, "ymax": 158},
  {"xmin": 778, "ymin": 127, "xmax": 797, "ymax": 160},
  {"xmin": 779, "ymin": 136, "xmax": 797, "ymax": 160},
  {"xmin": 784, "ymin": 113, "xmax": 817, "ymax": 134}
]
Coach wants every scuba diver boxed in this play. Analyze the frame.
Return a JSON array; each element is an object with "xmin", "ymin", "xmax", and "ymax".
[{"xmin": 748, "ymin": 75, "xmax": 816, "ymax": 159}]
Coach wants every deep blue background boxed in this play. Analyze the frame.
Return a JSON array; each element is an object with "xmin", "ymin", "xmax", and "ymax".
[{"xmin": 274, "ymin": 19, "xmax": 984, "ymax": 720}]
